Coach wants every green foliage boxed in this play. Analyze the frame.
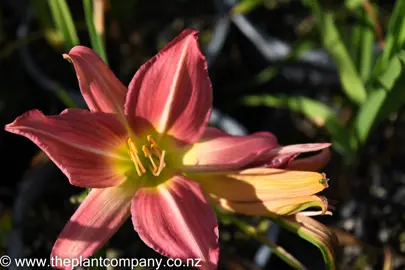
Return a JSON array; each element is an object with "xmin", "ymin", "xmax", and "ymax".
[
  {"xmin": 83, "ymin": 0, "xmax": 109, "ymax": 65},
  {"xmin": 216, "ymin": 210, "xmax": 306, "ymax": 269},
  {"xmin": 231, "ymin": 0, "xmax": 264, "ymax": 15},
  {"xmin": 276, "ymin": 215, "xmax": 338, "ymax": 270},
  {"xmin": 244, "ymin": 95, "xmax": 353, "ymax": 156},
  {"xmin": 217, "ymin": 211, "xmax": 338, "ymax": 270},
  {"xmin": 31, "ymin": 0, "xmax": 63, "ymax": 47},
  {"xmin": 244, "ymin": 0, "xmax": 405, "ymax": 164},
  {"xmin": 304, "ymin": 0, "xmax": 367, "ymax": 105},
  {"xmin": 355, "ymin": 51, "xmax": 405, "ymax": 145},
  {"xmin": 355, "ymin": 7, "xmax": 375, "ymax": 83},
  {"xmin": 372, "ymin": 0, "xmax": 405, "ymax": 77},
  {"xmin": 47, "ymin": 0, "xmax": 79, "ymax": 50}
]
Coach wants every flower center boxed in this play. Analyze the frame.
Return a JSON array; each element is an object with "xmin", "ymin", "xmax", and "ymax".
[{"xmin": 127, "ymin": 135, "xmax": 166, "ymax": 177}]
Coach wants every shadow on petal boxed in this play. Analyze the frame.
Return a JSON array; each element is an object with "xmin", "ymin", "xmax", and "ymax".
[
  {"xmin": 51, "ymin": 184, "xmax": 135, "ymax": 267},
  {"xmin": 193, "ymin": 168, "xmax": 331, "ymax": 217},
  {"xmin": 131, "ymin": 174, "xmax": 219, "ymax": 269}
]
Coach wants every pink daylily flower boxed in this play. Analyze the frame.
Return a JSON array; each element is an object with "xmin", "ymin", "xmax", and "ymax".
[{"xmin": 5, "ymin": 29, "xmax": 331, "ymax": 269}]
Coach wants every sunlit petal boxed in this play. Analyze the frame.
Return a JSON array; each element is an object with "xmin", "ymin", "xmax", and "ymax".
[
  {"xmin": 213, "ymin": 195, "xmax": 328, "ymax": 216},
  {"xmin": 131, "ymin": 174, "xmax": 218, "ymax": 269},
  {"xmin": 265, "ymin": 143, "xmax": 331, "ymax": 158},
  {"xmin": 65, "ymin": 46, "xmax": 127, "ymax": 115},
  {"xmin": 125, "ymin": 29, "xmax": 212, "ymax": 144},
  {"xmin": 181, "ymin": 128, "xmax": 278, "ymax": 171},
  {"xmin": 193, "ymin": 168, "xmax": 328, "ymax": 202},
  {"xmin": 51, "ymin": 183, "xmax": 136, "ymax": 267}
]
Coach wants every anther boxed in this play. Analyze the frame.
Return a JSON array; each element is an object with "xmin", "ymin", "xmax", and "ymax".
[
  {"xmin": 127, "ymin": 138, "xmax": 146, "ymax": 176},
  {"xmin": 128, "ymin": 135, "xmax": 166, "ymax": 177},
  {"xmin": 127, "ymin": 138, "xmax": 138, "ymax": 154},
  {"xmin": 147, "ymin": 135, "xmax": 156, "ymax": 145}
]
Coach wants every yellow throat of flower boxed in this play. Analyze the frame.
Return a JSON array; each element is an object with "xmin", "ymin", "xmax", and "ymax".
[{"xmin": 127, "ymin": 136, "xmax": 166, "ymax": 177}]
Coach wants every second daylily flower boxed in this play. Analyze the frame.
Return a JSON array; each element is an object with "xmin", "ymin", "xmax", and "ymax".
[{"xmin": 5, "ymin": 29, "xmax": 331, "ymax": 269}]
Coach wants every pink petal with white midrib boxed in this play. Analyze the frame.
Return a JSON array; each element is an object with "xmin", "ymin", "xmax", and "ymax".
[
  {"xmin": 5, "ymin": 109, "xmax": 129, "ymax": 188},
  {"xmin": 66, "ymin": 46, "xmax": 127, "ymax": 114},
  {"xmin": 131, "ymin": 175, "xmax": 219, "ymax": 269},
  {"xmin": 182, "ymin": 128, "xmax": 279, "ymax": 172},
  {"xmin": 51, "ymin": 184, "xmax": 135, "ymax": 269},
  {"xmin": 125, "ymin": 29, "xmax": 212, "ymax": 144}
]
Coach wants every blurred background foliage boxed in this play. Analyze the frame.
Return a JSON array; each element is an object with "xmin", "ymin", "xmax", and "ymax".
[{"xmin": 2, "ymin": 0, "xmax": 405, "ymax": 269}]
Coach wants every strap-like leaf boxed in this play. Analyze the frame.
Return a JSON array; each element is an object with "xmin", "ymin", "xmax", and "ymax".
[
  {"xmin": 244, "ymin": 94, "xmax": 353, "ymax": 157},
  {"xmin": 83, "ymin": 0, "xmax": 109, "ymax": 65},
  {"xmin": 372, "ymin": 0, "xmax": 405, "ymax": 77},
  {"xmin": 354, "ymin": 51, "xmax": 405, "ymax": 145},
  {"xmin": 302, "ymin": 0, "xmax": 367, "ymax": 105},
  {"xmin": 47, "ymin": 0, "xmax": 79, "ymax": 50},
  {"xmin": 217, "ymin": 210, "xmax": 306, "ymax": 269},
  {"xmin": 276, "ymin": 215, "xmax": 338, "ymax": 270}
]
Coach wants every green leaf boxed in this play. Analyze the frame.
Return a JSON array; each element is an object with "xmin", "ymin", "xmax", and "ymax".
[
  {"xmin": 350, "ymin": 16, "xmax": 361, "ymax": 67},
  {"xmin": 372, "ymin": 0, "xmax": 405, "ymax": 77},
  {"xmin": 243, "ymin": 94, "xmax": 353, "ymax": 156},
  {"xmin": 304, "ymin": 0, "xmax": 367, "ymax": 105},
  {"xmin": 354, "ymin": 50, "xmax": 405, "ymax": 145},
  {"xmin": 276, "ymin": 215, "xmax": 338, "ymax": 270},
  {"xmin": 322, "ymin": 13, "xmax": 367, "ymax": 104},
  {"xmin": 358, "ymin": 8, "xmax": 375, "ymax": 83},
  {"xmin": 31, "ymin": 0, "xmax": 63, "ymax": 47},
  {"xmin": 83, "ymin": 0, "xmax": 108, "ymax": 65},
  {"xmin": 231, "ymin": 0, "xmax": 264, "ymax": 15},
  {"xmin": 48, "ymin": 0, "xmax": 79, "ymax": 50},
  {"xmin": 216, "ymin": 211, "xmax": 306, "ymax": 269},
  {"xmin": 345, "ymin": 0, "xmax": 364, "ymax": 10}
]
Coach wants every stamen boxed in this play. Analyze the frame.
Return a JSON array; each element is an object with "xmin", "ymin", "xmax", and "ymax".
[
  {"xmin": 147, "ymin": 135, "xmax": 156, "ymax": 145},
  {"xmin": 128, "ymin": 150, "xmax": 142, "ymax": 176},
  {"xmin": 152, "ymin": 150, "xmax": 166, "ymax": 176},
  {"xmin": 128, "ymin": 136, "xmax": 166, "ymax": 177},
  {"xmin": 127, "ymin": 138, "xmax": 146, "ymax": 176},
  {"xmin": 147, "ymin": 136, "xmax": 163, "ymax": 157},
  {"xmin": 134, "ymin": 153, "xmax": 146, "ymax": 174},
  {"xmin": 127, "ymin": 138, "xmax": 138, "ymax": 154},
  {"xmin": 151, "ymin": 145, "xmax": 162, "ymax": 156},
  {"xmin": 142, "ymin": 145, "xmax": 158, "ymax": 172}
]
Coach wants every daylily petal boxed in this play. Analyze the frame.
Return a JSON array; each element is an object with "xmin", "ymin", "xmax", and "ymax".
[
  {"xmin": 213, "ymin": 195, "xmax": 328, "ymax": 216},
  {"xmin": 260, "ymin": 153, "xmax": 299, "ymax": 168},
  {"xmin": 287, "ymin": 148, "xmax": 331, "ymax": 171},
  {"xmin": 263, "ymin": 143, "xmax": 331, "ymax": 158},
  {"xmin": 65, "ymin": 46, "xmax": 127, "ymax": 115},
  {"xmin": 51, "ymin": 182, "xmax": 136, "ymax": 268},
  {"xmin": 125, "ymin": 29, "xmax": 212, "ymax": 144},
  {"xmin": 131, "ymin": 174, "xmax": 218, "ymax": 269},
  {"xmin": 181, "ymin": 128, "xmax": 278, "ymax": 172},
  {"xmin": 193, "ymin": 168, "xmax": 328, "ymax": 202},
  {"xmin": 250, "ymin": 143, "xmax": 331, "ymax": 168},
  {"xmin": 5, "ymin": 109, "xmax": 130, "ymax": 188}
]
